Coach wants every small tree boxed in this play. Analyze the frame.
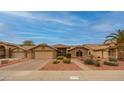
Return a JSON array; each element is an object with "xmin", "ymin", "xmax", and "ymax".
[{"xmin": 22, "ymin": 40, "xmax": 34, "ymax": 46}]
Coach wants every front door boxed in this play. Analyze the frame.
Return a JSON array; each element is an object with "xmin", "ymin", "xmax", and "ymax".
[{"xmin": 76, "ymin": 50, "xmax": 82, "ymax": 57}]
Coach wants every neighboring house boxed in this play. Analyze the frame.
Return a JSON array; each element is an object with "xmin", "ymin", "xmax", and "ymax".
[
  {"xmin": 0, "ymin": 41, "xmax": 123, "ymax": 59},
  {"xmin": 0, "ymin": 41, "xmax": 17, "ymax": 58}
]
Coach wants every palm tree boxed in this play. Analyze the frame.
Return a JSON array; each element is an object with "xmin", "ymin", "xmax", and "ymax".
[
  {"xmin": 105, "ymin": 29, "xmax": 124, "ymax": 60},
  {"xmin": 104, "ymin": 29, "xmax": 124, "ymax": 44}
]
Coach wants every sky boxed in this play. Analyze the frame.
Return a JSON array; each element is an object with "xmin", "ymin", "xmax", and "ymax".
[{"xmin": 0, "ymin": 11, "xmax": 124, "ymax": 45}]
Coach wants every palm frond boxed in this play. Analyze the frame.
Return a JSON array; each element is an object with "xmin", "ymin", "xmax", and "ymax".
[{"xmin": 104, "ymin": 39, "xmax": 113, "ymax": 44}]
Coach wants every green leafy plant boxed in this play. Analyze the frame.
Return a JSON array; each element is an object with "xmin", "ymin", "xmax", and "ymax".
[
  {"xmin": 109, "ymin": 57, "xmax": 117, "ymax": 62},
  {"xmin": 66, "ymin": 53, "xmax": 71, "ymax": 58},
  {"xmin": 53, "ymin": 60, "xmax": 60, "ymax": 64},
  {"xmin": 93, "ymin": 60, "xmax": 101, "ymax": 67},
  {"xmin": 104, "ymin": 61, "xmax": 119, "ymax": 66},
  {"xmin": 118, "ymin": 58, "xmax": 124, "ymax": 61},
  {"xmin": 84, "ymin": 59, "xmax": 94, "ymax": 65},
  {"xmin": 1, "ymin": 60, "xmax": 9, "ymax": 64},
  {"xmin": 56, "ymin": 56, "xmax": 64, "ymax": 60},
  {"xmin": 63, "ymin": 58, "xmax": 71, "ymax": 64}
]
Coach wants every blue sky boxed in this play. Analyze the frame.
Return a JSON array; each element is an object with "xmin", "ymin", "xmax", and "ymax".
[{"xmin": 0, "ymin": 11, "xmax": 124, "ymax": 45}]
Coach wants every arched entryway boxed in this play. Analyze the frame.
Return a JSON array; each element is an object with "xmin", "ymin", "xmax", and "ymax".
[
  {"xmin": 0, "ymin": 46, "xmax": 6, "ymax": 58},
  {"xmin": 76, "ymin": 50, "xmax": 83, "ymax": 57}
]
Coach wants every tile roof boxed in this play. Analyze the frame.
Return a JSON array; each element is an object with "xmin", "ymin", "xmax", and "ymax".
[
  {"xmin": 52, "ymin": 44, "xmax": 70, "ymax": 48},
  {"xmin": 19, "ymin": 45, "xmax": 36, "ymax": 50},
  {"xmin": 0, "ymin": 41, "xmax": 17, "ymax": 46},
  {"xmin": 29, "ymin": 44, "xmax": 57, "ymax": 50},
  {"xmin": 83, "ymin": 44, "xmax": 109, "ymax": 50}
]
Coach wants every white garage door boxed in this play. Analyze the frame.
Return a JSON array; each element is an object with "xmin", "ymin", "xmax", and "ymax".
[
  {"xmin": 35, "ymin": 51, "xmax": 54, "ymax": 59},
  {"xmin": 12, "ymin": 52, "xmax": 25, "ymax": 58}
]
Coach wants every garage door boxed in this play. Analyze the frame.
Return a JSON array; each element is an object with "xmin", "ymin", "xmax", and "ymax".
[
  {"xmin": 12, "ymin": 52, "xmax": 25, "ymax": 58},
  {"xmin": 35, "ymin": 51, "xmax": 54, "ymax": 59}
]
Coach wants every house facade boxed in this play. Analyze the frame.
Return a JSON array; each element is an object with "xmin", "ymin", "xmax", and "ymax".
[{"xmin": 0, "ymin": 41, "xmax": 123, "ymax": 60}]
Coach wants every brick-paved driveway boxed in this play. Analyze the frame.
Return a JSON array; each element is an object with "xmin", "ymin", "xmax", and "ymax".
[{"xmin": 0, "ymin": 59, "xmax": 53, "ymax": 70}]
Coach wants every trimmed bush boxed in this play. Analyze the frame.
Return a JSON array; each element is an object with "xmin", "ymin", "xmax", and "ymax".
[
  {"xmin": 56, "ymin": 56, "xmax": 64, "ymax": 60},
  {"xmin": 97, "ymin": 56, "xmax": 100, "ymax": 58},
  {"xmin": 53, "ymin": 60, "xmax": 60, "ymax": 64},
  {"xmin": 63, "ymin": 58, "xmax": 71, "ymax": 64},
  {"xmin": 84, "ymin": 59, "xmax": 94, "ymax": 65},
  {"xmin": 109, "ymin": 57, "xmax": 117, "ymax": 62},
  {"xmin": 1, "ymin": 60, "xmax": 9, "ymax": 64},
  {"xmin": 66, "ymin": 53, "xmax": 71, "ymax": 58},
  {"xmin": 118, "ymin": 58, "xmax": 124, "ymax": 61},
  {"xmin": 104, "ymin": 61, "xmax": 119, "ymax": 66},
  {"xmin": 93, "ymin": 60, "xmax": 101, "ymax": 67}
]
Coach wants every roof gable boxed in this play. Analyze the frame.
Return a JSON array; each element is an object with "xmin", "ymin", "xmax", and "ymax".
[{"xmin": 29, "ymin": 44, "xmax": 57, "ymax": 51}]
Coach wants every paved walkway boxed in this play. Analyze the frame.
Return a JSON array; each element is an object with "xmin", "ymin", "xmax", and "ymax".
[
  {"xmin": 0, "ymin": 59, "xmax": 52, "ymax": 70},
  {"xmin": 0, "ymin": 71, "xmax": 124, "ymax": 81},
  {"xmin": 71, "ymin": 59, "xmax": 92, "ymax": 70}
]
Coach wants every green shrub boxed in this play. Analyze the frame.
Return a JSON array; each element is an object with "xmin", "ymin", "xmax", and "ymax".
[
  {"xmin": 104, "ymin": 61, "xmax": 118, "ymax": 66},
  {"xmin": 93, "ymin": 60, "xmax": 101, "ymax": 67},
  {"xmin": 53, "ymin": 60, "xmax": 60, "ymax": 64},
  {"xmin": 57, "ymin": 56, "xmax": 64, "ymax": 60},
  {"xmin": 63, "ymin": 58, "xmax": 71, "ymax": 64},
  {"xmin": 118, "ymin": 58, "xmax": 124, "ymax": 61},
  {"xmin": 66, "ymin": 53, "xmax": 71, "ymax": 58},
  {"xmin": 1, "ymin": 60, "xmax": 9, "ymax": 64},
  {"xmin": 84, "ymin": 59, "xmax": 94, "ymax": 65},
  {"xmin": 109, "ymin": 57, "xmax": 117, "ymax": 62}
]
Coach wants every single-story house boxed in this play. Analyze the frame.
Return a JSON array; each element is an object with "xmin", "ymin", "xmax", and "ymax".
[{"xmin": 0, "ymin": 41, "xmax": 123, "ymax": 60}]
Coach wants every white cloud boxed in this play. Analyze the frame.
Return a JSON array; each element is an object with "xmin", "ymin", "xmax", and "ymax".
[
  {"xmin": 92, "ymin": 23, "xmax": 114, "ymax": 31},
  {"xmin": 0, "ymin": 11, "xmax": 89, "ymax": 26}
]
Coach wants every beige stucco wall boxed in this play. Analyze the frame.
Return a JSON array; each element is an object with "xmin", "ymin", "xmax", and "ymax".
[
  {"xmin": 103, "ymin": 49, "xmax": 109, "ymax": 59},
  {"xmin": 92, "ymin": 49, "xmax": 109, "ymax": 59},
  {"xmin": 118, "ymin": 46, "xmax": 124, "ymax": 59},
  {"xmin": 92, "ymin": 50, "xmax": 102, "ymax": 58},
  {"xmin": 27, "ymin": 51, "xmax": 32, "ymax": 59},
  {"xmin": 70, "ymin": 47, "xmax": 88, "ymax": 58}
]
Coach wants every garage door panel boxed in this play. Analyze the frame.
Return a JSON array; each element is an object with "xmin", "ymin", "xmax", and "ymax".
[
  {"xmin": 35, "ymin": 51, "xmax": 53, "ymax": 59},
  {"xmin": 12, "ymin": 52, "xmax": 25, "ymax": 58}
]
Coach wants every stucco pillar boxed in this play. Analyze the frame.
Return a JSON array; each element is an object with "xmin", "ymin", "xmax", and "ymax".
[
  {"xmin": 115, "ymin": 48, "xmax": 118, "ymax": 59},
  {"xmin": 5, "ymin": 48, "xmax": 9, "ymax": 58},
  {"xmin": 105, "ymin": 49, "xmax": 109, "ymax": 61}
]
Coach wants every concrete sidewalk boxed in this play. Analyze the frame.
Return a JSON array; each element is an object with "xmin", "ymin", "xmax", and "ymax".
[{"xmin": 0, "ymin": 71, "xmax": 124, "ymax": 81}]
